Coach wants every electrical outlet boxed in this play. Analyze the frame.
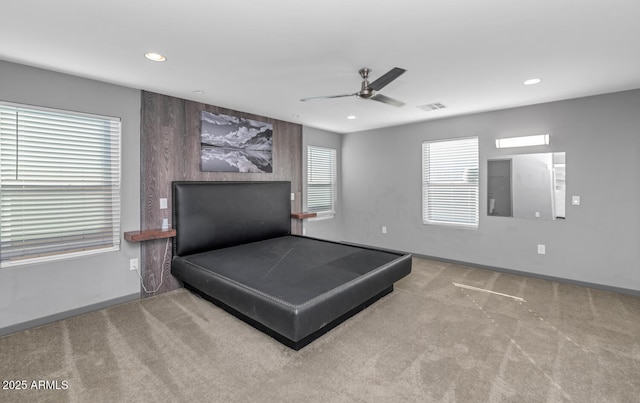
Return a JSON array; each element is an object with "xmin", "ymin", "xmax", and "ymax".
[
  {"xmin": 291, "ymin": 193, "xmax": 295, "ymax": 201},
  {"xmin": 129, "ymin": 258, "xmax": 139, "ymax": 271},
  {"xmin": 572, "ymin": 196, "xmax": 581, "ymax": 206},
  {"xmin": 537, "ymin": 244, "xmax": 546, "ymax": 255},
  {"xmin": 381, "ymin": 226, "xmax": 387, "ymax": 234}
]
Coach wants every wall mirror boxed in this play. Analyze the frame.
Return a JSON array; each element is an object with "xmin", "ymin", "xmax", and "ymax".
[{"xmin": 487, "ymin": 152, "xmax": 565, "ymax": 220}]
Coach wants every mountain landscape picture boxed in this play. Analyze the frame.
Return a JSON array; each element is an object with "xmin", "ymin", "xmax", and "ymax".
[{"xmin": 200, "ymin": 111, "xmax": 273, "ymax": 172}]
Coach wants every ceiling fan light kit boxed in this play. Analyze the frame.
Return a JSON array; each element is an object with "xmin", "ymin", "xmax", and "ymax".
[{"xmin": 301, "ymin": 67, "xmax": 407, "ymax": 107}]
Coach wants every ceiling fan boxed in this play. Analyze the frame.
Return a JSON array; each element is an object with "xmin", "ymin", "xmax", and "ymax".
[{"xmin": 301, "ymin": 67, "xmax": 407, "ymax": 107}]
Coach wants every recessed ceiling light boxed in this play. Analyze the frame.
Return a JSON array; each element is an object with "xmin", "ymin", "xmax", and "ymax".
[
  {"xmin": 346, "ymin": 115, "xmax": 357, "ymax": 120},
  {"xmin": 523, "ymin": 78, "xmax": 541, "ymax": 85},
  {"xmin": 144, "ymin": 52, "xmax": 166, "ymax": 62},
  {"xmin": 193, "ymin": 90, "xmax": 205, "ymax": 94}
]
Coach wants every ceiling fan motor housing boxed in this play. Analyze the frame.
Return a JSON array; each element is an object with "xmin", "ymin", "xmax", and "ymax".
[{"xmin": 358, "ymin": 68, "xmax": 374, "ymax": 98}]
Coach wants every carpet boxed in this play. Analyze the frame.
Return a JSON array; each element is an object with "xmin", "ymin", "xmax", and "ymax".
[{"xmin": 1, "ymin": 257, "xmax": 639, "ymax": 402}]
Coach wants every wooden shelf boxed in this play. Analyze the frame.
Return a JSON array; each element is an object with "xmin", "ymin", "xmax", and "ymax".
[
  {"xmin": 291, "ymin": 212, "xmax": 317, "ymax": 220},
  {"xmin": 124, "ymin": 228, "xmax": 176, "ymax": 243}
]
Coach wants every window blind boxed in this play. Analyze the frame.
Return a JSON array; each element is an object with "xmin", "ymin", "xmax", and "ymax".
[
  {"xmin": 0, "ymin": 102, "xmax": 121, "ymax": 267},
  {"xmin": 422, "ymin": 137, "xmax": 478, "ymax": 228},
  {"xmin": 307, "ymin": 146, "xmax": 336, "ymax": 214}
]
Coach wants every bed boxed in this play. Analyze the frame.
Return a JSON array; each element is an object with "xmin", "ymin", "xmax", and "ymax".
[{"xmin": 171, "ymin": 181, "xmax": 411, "ymax": 350}]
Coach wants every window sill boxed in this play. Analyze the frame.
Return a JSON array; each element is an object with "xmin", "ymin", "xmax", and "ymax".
[
  {"xmin": 1, "ymin": 246, "xmax": 120, "ymax": 268},
  {"xmin": 423, "ymin": 221, "xmax": 478, "ymax": 230},
  {"xmin": 308, "ymin": 211, "xmax": 335, "ymax": 221}
]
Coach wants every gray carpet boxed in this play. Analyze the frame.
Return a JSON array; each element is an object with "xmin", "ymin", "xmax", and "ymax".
[{"xmin": 1, "ymin": 257, "xmax": 639, "ymax": 402}]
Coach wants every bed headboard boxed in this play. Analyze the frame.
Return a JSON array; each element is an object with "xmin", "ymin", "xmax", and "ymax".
[{"xmin": 172, "ymin": 181, "xmax": 291, "ymax": 256}]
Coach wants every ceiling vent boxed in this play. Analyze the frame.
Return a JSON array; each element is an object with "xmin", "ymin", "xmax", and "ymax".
[{"xmin": 417, "ymin": 102, "xmax": 447, "ymax": 112}]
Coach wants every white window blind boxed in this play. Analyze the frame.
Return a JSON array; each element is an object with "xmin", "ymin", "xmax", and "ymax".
[
  {"xmin": 422, "ymin": 137, "xmax": 479, "ymax": 228},
  {"xmin": 307, "ymin": 145, "xmax": 336, "ymax": 215},
  {"xmin": 0, "ymin": 102, "xmax": 121, "ymax": 267}
]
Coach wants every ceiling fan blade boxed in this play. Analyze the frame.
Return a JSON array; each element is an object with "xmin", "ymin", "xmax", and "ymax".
[
  {"xmin": 368, "ymin": 67, "xmax": 406, "ymax": 91},
  {"xmin": 300, "ymin": 93, "xmax": 356, "ymax": 102},
  {"xmin": 370, "ymin": 93, "xmax": 405, "ymax": 107}
]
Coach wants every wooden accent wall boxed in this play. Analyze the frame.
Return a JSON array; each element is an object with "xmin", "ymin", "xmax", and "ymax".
[{"xmin": 140, "ymin": 91, "xmax": 303, "ymax": 297}]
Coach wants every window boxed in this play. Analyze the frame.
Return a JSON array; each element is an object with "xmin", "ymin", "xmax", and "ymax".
[
  {"xmin": 0, "ymin": 102, "xmax": 121, "ymax": 267},
  {"xmin": 307, "ymin": 145, "xmax": 336, "ymax": 216},
  {"xmin": 422, "ymin": 137, "xmax": 479, "ymax": 228}
]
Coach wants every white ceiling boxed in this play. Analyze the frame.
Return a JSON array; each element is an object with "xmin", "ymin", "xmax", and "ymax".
[{"xmin": 2, "ymin": 0, "xmax": 639, "ymax": 133}]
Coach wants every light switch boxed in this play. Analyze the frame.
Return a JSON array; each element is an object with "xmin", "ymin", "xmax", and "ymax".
[
  {"xmin": 160, "ymin": 198, "xmax": 168, "ymax": 209},
  {"xmin": 572, "ymin": 196, "xmax": 580, "ymax": 206}
]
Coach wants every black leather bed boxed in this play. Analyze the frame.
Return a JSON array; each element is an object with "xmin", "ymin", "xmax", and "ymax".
[{"xmin": 171, "ymin": 181, "xmax": 411, "ymax": 350}]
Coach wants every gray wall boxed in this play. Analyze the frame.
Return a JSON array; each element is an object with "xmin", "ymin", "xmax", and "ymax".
[
  {"xmin": 339, "ymin": 90, "xmax": 640, "ymax": 292},
  {"xmin": 302, "ymin": 126, "xmax": 343, "ymax": 241},
  {"xmin": 0, "ymin": 61, "xmax": 141, "ymax": 333}
]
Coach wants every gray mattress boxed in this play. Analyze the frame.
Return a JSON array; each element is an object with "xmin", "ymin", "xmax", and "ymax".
[{"xmin": 172, "ymin": 235, "xmax": 411, "ymax": 344}]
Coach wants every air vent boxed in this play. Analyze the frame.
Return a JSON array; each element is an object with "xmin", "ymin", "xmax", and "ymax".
[{"xmin": 417, "ymin": 102, "xmax": 447, "ymax": 112}]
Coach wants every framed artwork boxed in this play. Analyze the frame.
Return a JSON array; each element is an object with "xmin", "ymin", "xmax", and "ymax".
[{"xmin": 200, "ymin": 111, "xmax": 273, "ymax": 172}]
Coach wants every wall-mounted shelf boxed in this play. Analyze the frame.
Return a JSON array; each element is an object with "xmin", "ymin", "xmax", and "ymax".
[
  {"xmin": 291, "ymin": 212, "xmax": 317, "ymax": 220},
  {"xmin": 124, "ymin": 229, "xmax": 176, "ymax": 243}
]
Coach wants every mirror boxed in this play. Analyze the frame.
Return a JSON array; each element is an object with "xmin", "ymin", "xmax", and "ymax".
[{"xmin": 488, "ymin": 152, "xmax": 565, "ymax": 220}]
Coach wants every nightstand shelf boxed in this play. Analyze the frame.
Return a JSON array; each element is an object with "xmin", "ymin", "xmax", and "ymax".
[
  {"xmin": 291, "ymin": 212, "xmax": 317, "ymax": 220},
  {"xmin": 124, "ymin": 229, "xmax": 176, "ymax": 243}
]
